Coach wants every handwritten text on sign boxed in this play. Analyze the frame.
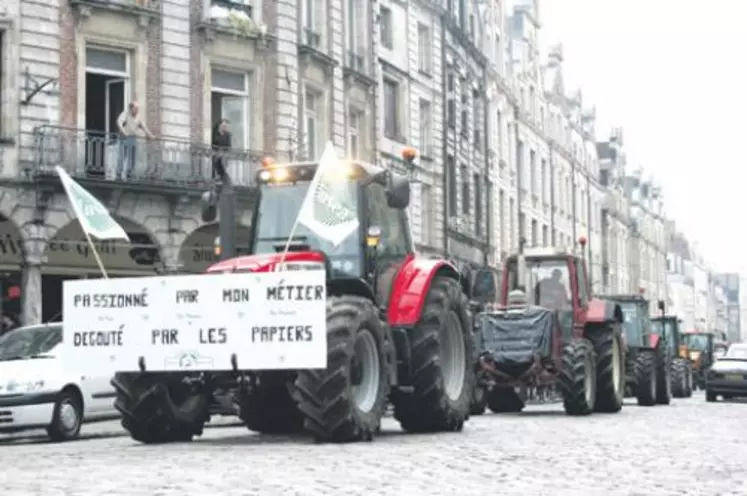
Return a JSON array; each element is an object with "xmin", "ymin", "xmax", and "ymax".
[{"xmin": 61, "ymin": 271, "xmax": 328, "ymax": 374}]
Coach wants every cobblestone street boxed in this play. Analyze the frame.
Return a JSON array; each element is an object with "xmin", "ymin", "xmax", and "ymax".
[{"xmin": 0, "ymin": 394, "xmax": 743, "ymax": 496}]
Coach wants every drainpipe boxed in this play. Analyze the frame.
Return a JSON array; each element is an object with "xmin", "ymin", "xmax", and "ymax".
[
  {"xmin": 440, "ymin": 15, "xmax": 449, "ymax": 257},
  {"xmin": 549, "ymin": 140, "xmax": 556, "ymax": 245},
  {"xmin": 483, "ymin": 74, "xmax": 491, "ymax": 265}
]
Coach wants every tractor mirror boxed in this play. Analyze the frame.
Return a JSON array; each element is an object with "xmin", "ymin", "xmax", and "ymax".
[
  {"xmin": 657, "ymin": 300, "xmax": 665, "ymax": 312},
  {"xmin": 385, "ymin": 175, "xmax": 411, "ymax": 209},
  {"xmin": 471, "ymin": 267, "xmax": 497, "ymax": 302}
]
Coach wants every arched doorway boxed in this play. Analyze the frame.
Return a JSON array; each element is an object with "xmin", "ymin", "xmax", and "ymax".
[
  {"xmin": 42, "ymin": 216, "xmax": 161, "ymax": 322},
  {"xmin": 0, "ymin": 215, "xmax": 24, "ymax": 331},
  {"xmin": 179, "ymin": 223, "xmax": 251, "ymax": 273}
]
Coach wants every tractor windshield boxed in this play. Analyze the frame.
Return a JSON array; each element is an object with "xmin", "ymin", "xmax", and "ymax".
[
  {"xmin": 253, "ymin": 181, "xmax": 362, "ymax": 277},
  {"xmin": 620, "ymin": 302, "xmax": 646, "ymax": 347},
  {"xmin": 651, "ymin": 318, "xmax": 676, "ymax": 352},
  {"xmin": 682, "ymin": 333, "xmax": 709, "ymax": 352},
  {"xmin": 526, "ymin": 260, "xmax": 572, "ymax": 311}
]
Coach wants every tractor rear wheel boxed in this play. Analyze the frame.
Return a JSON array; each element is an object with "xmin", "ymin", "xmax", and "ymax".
[
  {"xmin": 670, "ymin": 358, "xmax": 688, "ymax": 398},
  {"xmin": 591, "ymin": 329, "xmax": 625, "ymax": 413},
  {"xmin": 392, "ymin": 277, "xmax": 472, "ymax": 433},
  {"xmin": 294, "ymin": 295, "xmax": 389, "ymax": 443},
  {"xmin": 236, "ymin": 374, "xmax": 304, "ymax": 434},
  {"xmin": 684, "ymin": 361, "xmax": 694, "ymax": 397},
  {"xmin": 635, "ymin": 352, "xmax": 657, "ymax": 406},
  {"xmin": 656, "ymin": 347, "xmax": 672, "ymax": 405},
  {"xmin": 111, "ymin": 372, "xmax": 208, "ymax": 444},
  {"xmin": 486, "ymin": 387, "xmax": 524, "ymax": 413},
  {"xmin": 559, "ymin": 338, "xmax": 597, "ymax": 415}
]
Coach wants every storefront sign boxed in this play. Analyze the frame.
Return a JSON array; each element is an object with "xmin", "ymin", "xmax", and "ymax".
[
  {"xmin": 179, "ymin": 224, "xmax": 251, "ymax": 273},
  {"xmin": 0, "ymin": 220, "xmax": 24, "ymax": 266}
]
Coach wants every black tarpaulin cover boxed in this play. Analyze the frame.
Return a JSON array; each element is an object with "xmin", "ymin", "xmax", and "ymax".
[{"xmin": 475, "ymin": 307, "xmax": 555, "ymax": 375}]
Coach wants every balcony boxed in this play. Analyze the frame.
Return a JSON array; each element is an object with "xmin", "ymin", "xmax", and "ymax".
[
  {"xmin": 343, "ymin": 50, "xmax": 376, "ymax": 87},
  {"xmin": 19, "ymin": 125, "xmax": 264, "ymax": 194},
  {"xmin": 198, "ymin": 0, "xmax": 271, "ymax": 44}
]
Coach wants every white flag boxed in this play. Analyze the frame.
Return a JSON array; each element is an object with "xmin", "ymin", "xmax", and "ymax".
[
  {"xmin": 55, "ymin": 166, "xmax": 130, "ymax": 241},
  {"xmin": 295, "ymin": 142, "xmax": 359, "ymax": 246}
]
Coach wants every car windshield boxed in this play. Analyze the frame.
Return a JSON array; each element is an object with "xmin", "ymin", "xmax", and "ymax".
[
  {"xmin": 620, "ymin": 303, "xmax": 645, "ymax": 346},
  {"xmin": 683, "ymin": 334, "xmax": 709, "ymax": 352},
  {"xmin": 0, "ymin": 325, "xmax": 62, "ymax": 360},
  {"xmin": 725, "ymin": 346, "xmax": 747, "ymax": 360},
  {"xmin": 253, "ymin": 181, "xmax": 361, "ymax": 277}
]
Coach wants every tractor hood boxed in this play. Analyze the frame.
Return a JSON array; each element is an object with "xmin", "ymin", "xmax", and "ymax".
[{"xmin": 205, "ymin": 252, "xmax": 327, "ymax": 274}]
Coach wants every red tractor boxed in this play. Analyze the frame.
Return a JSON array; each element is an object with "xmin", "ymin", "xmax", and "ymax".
[
  {"xmin": 474, "ymin": 243, "xmax": 626, "ymax": 415},
  {"xmin": 112, "ymin": 149, "xmax": 477, "ymax": 443}
]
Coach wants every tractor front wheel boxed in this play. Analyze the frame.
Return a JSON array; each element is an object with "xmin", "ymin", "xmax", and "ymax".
[
  {"xmin": 392, "ymin": 277, "xmax": 473, "ymax": 433},
  {"xmin": 670, "ymin": 358, "xmax": 689, "ymax": 398},
  {"xmin": 236, "ymin": 373, "xmax": 304, "ymax": 434},
  {"xmin": 635, "ymin": 352, "xmax": 657, "ymax": 406},
  {"xmin": 559, "ymin": 338, "xmax": 597, "ymax": 416},
  {"xmin": 685, "ymin": 361, "xmax": 694, "ymax": 397},
  {"xmin": 294, "ymin": 295, "xmax": 390, "ymax": 443},
  {"xmin": 111, "ymin": 372, "xmax": 209, "ymax": 444},
  {"xmin": 656, "ymin": 347, "xmax": 672, "ymax": 405}
]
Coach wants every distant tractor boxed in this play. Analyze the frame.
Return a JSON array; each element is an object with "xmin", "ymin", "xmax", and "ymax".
[
  {"xmin": 682, "ymin": 330, "xmax": 717, "ymax": 390},
  {"xmin": 474, "ymin": 241, "xmax": 626, "ymax": 416},
  {"xmin": 605, "ymin": 294, "xmax": 671, "ymax": 406},
  {"xmin": 112, "ymin": 148, "xmax": 477, "ymax": 444},
  {"xmin": 650, "ymin": 303, "xmax": 693, "ymax": 398}
]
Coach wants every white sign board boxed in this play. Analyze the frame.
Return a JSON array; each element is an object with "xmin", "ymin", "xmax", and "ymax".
[{"xmin": 61, "ymin": 271, "xmax": 328, "ymax": 374}]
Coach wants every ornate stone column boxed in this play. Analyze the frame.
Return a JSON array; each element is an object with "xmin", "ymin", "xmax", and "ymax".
[{"xmin": 21, "ymin": 231, "xmax": 47, "ymax": 326}]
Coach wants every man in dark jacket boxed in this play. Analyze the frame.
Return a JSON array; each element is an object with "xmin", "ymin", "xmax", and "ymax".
[{"xmin": 212, "ymin": 119, "xmax": 232, "ymax": 181}]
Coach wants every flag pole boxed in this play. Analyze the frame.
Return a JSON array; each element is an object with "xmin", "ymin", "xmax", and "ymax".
[{"xmin": 83, "ymin": 231, "xmax": 109, "ymax": 279}]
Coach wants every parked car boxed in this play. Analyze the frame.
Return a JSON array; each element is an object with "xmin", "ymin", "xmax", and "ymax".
[
  {"xmin": 0, "ymin": 323, "xmax": 118, "ymax": 441},
  {"xmin": 705, "ymin": 343, "xmax": 747, "ymax": 402}
]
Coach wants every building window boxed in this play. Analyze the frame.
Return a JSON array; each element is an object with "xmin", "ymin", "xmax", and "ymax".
[
  {"xmin": 85, "ymin": 47, "xmax": 131, "ymax": 137},
  {"xmin": 419, "ymin": 99, "xmax": 431, "ymax": 156},
  {"xmin": 420, "ymin": 183, "xmax": 433, "ymax": 245},
  {"xmin": 460, "ymin": 84, "xmax": 469, "ymax": 137},
  {"xmin": 474, "ymin": 173, "xmax": 482, "ymax": 235},
  {"xmin": 346, "ymin": 0, "xmax": 365, "ymax": 68},
  {"xmin": 496, "ymin": 110, "xmax": 502, "ymax": 151},
  {"xmin": 211, "ymin": 68, "xmax": 249, "ymax": 149},
  {"xmin": 542, "ymin": 224, "xmax": 548, "ymax": 247},
  {"xmin": 417, "ymin": 23, "xmax": 431, "ymax": 74},
  {"xmin": 499, "ymin": 189, "xmax": 505, "ymax": 251},
  {"xmin": 447, "ymin": 72, "xmax": 455, "ymax": 92},
  {"xmin": 303, "ymin": 0, "xmax": 324, "ymax": 48},
  {"xmin": 447, "ymin": 98, "xmax": 456, "ymax": 129},
  {"xmin": 448, "ymin": 154, "xmax": 457, "ymax": 216},
  {"xmin": 540, "ymin": 158, "xmax": 547, "ymax": 204},
  {"xmin": 472, "ymin": 88, "xmax": 481, "ymax": 148},
  {"xmin": 380, "ymin": 6, "xmax": 393, "ymax": 50},
  {"xmin": 304, "ymin": 88, "xmax": 320, "ymax": 159},
  {"xmin": 461, "ymin": 164, "xmax": 469, "ymax": 215},
  {"xmin": 516, "ymin": 140, "xmax": 524, "ymax": 191},
  {"xmin": 529, "ymin": 149, "xmax": 536, "ymax": 197},
  {"xmin": 383, "ymin": 78, "xmax": 400, "ymax": 139},
  {"xmin": 531, "ymin": 219, "xmax": 538, "ymax": 246},
  {"xmin": 347, "ymin": 108, "xmax": 361, "ymax": 158}
]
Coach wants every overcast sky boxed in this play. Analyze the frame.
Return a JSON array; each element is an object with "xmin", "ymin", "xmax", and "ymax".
[{"xmin": 533, "ymin": 0, "xmax": 746, "ymax": 274}]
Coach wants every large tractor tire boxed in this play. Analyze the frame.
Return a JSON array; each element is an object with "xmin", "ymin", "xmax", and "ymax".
[
  {"xmin": 486, "ymin": 387, "xmax": 524, "ymax": 413},
  {"xmin": 558, "ymin": 338, "xmax": 597, "ymax": 415},
  {"xmin": 655, "ymin": 347, "xmax": 672, "ymax": 405},
  {"xmin": 670, "ymin": 358, "xmax": 689, "ymax": 398},
  {"xmin": 294, "ymin": 295, "xmax": 390, "ymax": 443},
  {"xmin": 236, "ymin": 374, "xmax": 304, "ymax": 434},
  {"xmin": 590, "ymin": 328, "xmax": 625, "ymax": 413},
  {"xmin": 392, "ymin": 277, "xmax": 473, "ymax": 433},
  {"xmin": 111, "ymin": 372, "xmax": 209, "ymax": 444},
  {"xmin": 684, "ymin": 361, "xmax": 694, "ymax": 397},
  {"xmin": 635, "ymin": 352, "xmax": 657, "ymax": 406},
  {"xmin": 469, "ymin": 384, "xmax": 487, "ymax": 415}
]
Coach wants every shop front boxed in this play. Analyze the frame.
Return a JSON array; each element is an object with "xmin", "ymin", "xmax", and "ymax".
[
  {"xmin": 41, "ymin": 216, "xmax": 161, "ymax": 322},
  {"xmin": 179, "ymin": 223, "xmax": 251, "ymax": 273},
  {"xmin": 0, "ymin": 216, "xmax": 23, "ymax": 332}
]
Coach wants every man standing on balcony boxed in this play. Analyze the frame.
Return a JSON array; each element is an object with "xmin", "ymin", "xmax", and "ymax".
[
  {"xmin": 117, "ymin": 100, "xmax": 154, "ymax": 181},
  {"xmin": 212, "ymin": 118, "xmax": 231, "ymax": 181}
]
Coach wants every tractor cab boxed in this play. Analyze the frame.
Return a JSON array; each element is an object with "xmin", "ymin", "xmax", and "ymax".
[
  {"xmin": 683, "ymin": 330, "xmax": 716, "ymax": 389},
  {"xmin": 651, "ymin": 315, "xmax": 686, "ymax": 359},
  {"xmin": 500, "ymin": 247, "xmax": 591, "ymax": 336},
  {"xmin": 605, "ymin": 295, "xmax": 652, "ymax": 350},
  {"xmin": 207, "ymin": 151, "xmax": 414, "ymax": 306}
]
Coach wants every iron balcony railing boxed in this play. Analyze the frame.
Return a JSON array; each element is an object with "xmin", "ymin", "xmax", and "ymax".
[{"xmin": 21, "ymin": 125, "xmax": 265, "ymax": 188}]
